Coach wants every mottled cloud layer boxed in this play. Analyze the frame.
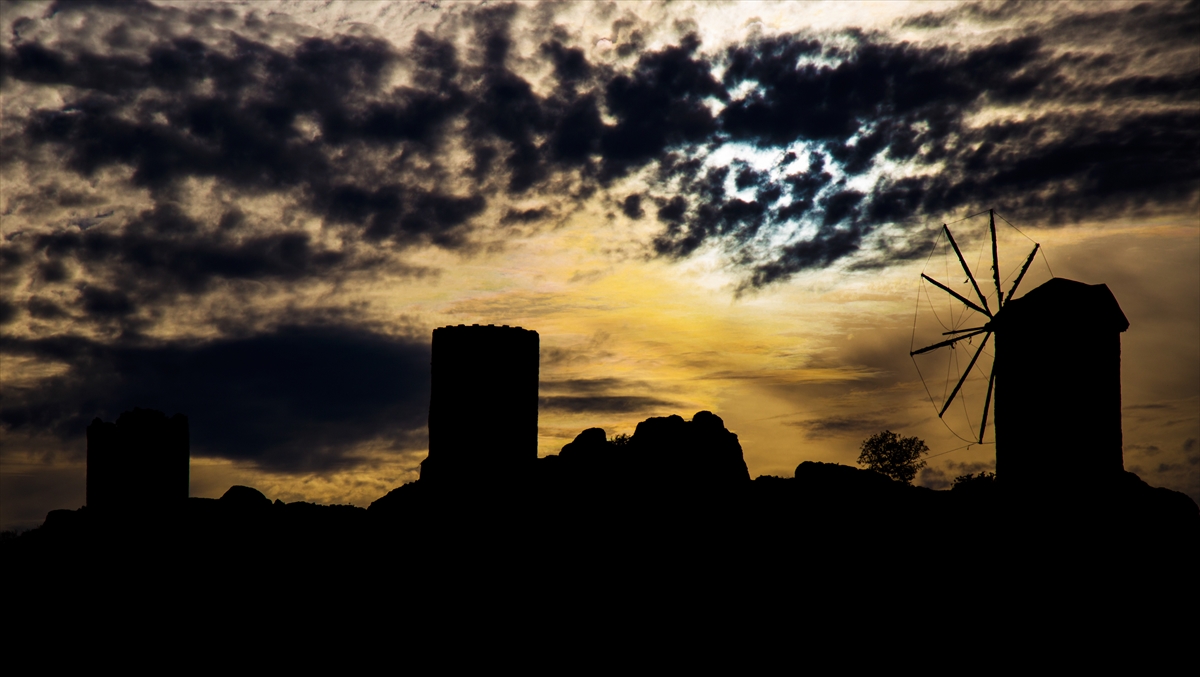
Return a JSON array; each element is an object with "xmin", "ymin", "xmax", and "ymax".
[
  {"xmin": 4, "ymin": 2, "xmax": 1197, "ymax": 317},
  {"xmin": 2, "ymin": 0, "xmax": 1196, "ymax": 476}
]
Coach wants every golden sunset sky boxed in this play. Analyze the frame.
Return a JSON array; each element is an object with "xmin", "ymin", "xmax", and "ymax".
[{"xmin": 2, "ymin": 0, "xmax": 1196, "ymax": 529}]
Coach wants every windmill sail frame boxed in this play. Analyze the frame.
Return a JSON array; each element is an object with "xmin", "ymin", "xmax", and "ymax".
[{"xmin": 910, "ymin": 209, "xmax": 1042, "ymax": 444}]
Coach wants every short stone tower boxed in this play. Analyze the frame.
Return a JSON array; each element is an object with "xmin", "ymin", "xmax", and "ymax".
[
  {"xmin": 87, "ymin": 408, "xmax": 190, "ymax": 513},
  {"xmin": 421, "ymin": 324, "xmax": 539, "ymax": 482}
]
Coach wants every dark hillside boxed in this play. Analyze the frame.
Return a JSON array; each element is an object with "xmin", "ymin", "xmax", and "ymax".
[{"xmin": 7, "ymin": 412, "xmax": 1196, "ymax": 634}]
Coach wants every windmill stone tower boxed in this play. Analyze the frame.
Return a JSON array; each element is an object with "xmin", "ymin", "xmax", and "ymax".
[
  {"xmin": 422, "ymin": 324, "xmax": 540, "ymax": 483},
  {"xmin": 991, "ymin": 278, "xmax": 1129, "ymax": 486}
]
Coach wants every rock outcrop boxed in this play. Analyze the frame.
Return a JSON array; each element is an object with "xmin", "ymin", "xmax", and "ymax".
[
  {"xmin": 551, "ymin": 411, "xmax": 750, "ymax": 487},
  {"xmin": 627, "ymin": 411, "xmax": 750, "ymax": 485}
]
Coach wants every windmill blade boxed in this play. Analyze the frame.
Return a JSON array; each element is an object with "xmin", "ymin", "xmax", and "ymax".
[
  {"xmin": 943, "ymin": 224, "xmax": 992, "ymax": 315},
  {"xmin": 1004, "ymin": 243, "xmax": 1040, "ymax": 304},
  {"xmin": 943, "ymin": 326, "xmax": 988, "ymax": 335},
  {"xmin": 989, "ymin": 210, "xmax": 1003, "ymax": 310},
  {"xmin": 978, "ymin": 362, "xmax": 996, "ymax": 442},
  {"xmin": 939, "ymin": 331, "xmax": 991, "ymax": 418},
  {"xmin": 921, "ymin": 274, "xmax": 992, "ymax": 317},
  {"xmin": 911, "ymin": 328, "xmax": 988, "ymax": 356}
]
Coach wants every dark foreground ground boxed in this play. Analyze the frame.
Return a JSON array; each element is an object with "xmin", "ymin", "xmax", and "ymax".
[
  {"xmin": 5, "ymin": 415, "xmax": 1198, "ymax": 663},
  {"xmin": 6, "ymin": 463, "xmax": 1197, "ymax": 652}
]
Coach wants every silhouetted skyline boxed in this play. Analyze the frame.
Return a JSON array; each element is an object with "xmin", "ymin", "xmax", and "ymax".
[
  {"xmin": 6, "ymin": 303, "xmax": 1197, "ymax": 645},
  {"xmin": 32, "ymin": 284, "xmax": 1181, "ymax": 530},
  {"xmin": 1, "ymin": 1, "xmax": 1196, "ymax": 531}
]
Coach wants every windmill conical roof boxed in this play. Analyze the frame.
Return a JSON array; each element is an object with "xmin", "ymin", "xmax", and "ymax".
[{"xmin": 991, "ymin": 277, "xmax": 1128, "ymax": 333}]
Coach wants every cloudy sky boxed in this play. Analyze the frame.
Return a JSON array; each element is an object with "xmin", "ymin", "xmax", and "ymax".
[{"xmin": 1, "ymin": 0, "xmax": 1196, "ymax": 530}]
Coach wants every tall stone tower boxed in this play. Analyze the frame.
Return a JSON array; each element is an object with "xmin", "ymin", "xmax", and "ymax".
[
  {"xmin": 422, "ymin": 324, "xmax": 539, "ymax": 482},
  {"xmin": 87, "ymin": 408, "xmax": 190, "ymax": 513},
  {"xmin": 991, "ymin": 278, "xmax": 1129, "ymax": 486}
]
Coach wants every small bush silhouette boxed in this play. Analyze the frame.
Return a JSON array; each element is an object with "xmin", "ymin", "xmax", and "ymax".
[{"xmin": 952, "ymin": 471, "xmax": 996, "ymax": 493}]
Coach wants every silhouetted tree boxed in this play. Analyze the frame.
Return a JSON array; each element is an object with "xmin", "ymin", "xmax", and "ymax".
[{"xmin": 857, "ymin": 431, "xmax": 928, "ymax": 484}]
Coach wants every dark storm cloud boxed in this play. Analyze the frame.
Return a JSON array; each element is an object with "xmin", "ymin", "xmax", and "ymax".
[
  {"xmin": 621, "ymin": 194, "xmax": 644, "ymax": 219},
  {"xmin": 0, "ymin": 324, "xmax": 430, "ymax": 472},
  {"xmin": 539, "ymin": 395, "xmax": 678, "ymax": 415},
  {"xmin": 8, "ymin": 203, "xmax": 373, "ymax": 329},
  {"xmin": 1, "ymin": 3, "xmax": 484, "ymax": 326},
  {"xmin": 746, "ymin": 223, "xmax": 865, "ymax": 289},
  {"xmin": 788, "ymin": 415, "xmax": 891, "ymax": 439},
  {"xmin": 501, "ymin": 207, "xmax": 550, "ymax": 224},
  {"xmin": 8, "ymin": 29, "xmax": 481, "ymax": 239},
  {"xmin": 3, "ymin": 0, "xmax": 1198, "ymax": 314},
  {"xmin": 847, "ymin": 231, "xmax": 935, "ymax": 272},
  {"xmin": 539, "ymin": 377, "xmax": 677, "ymax": 414},
  {"xmin": 541, "ymin": 377, "xmax": 652, "ymax": 394},
  {"xmin": 597, "ymin": 34, "xmax": 725, "ymax": 179},
  {"xmin": 1127, "ymin": 443, "xmax": 1162, "ymax": 457},
  {"xmin": 676, "ymin": 21, "xmax": 1195, "ymax": 287}
]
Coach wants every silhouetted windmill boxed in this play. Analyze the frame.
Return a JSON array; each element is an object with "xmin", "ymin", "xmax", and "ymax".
[
  {"xmin": 910, "ymin": 209, "xmax": 1040, "ymax": 443},
  {"xmin": 911, "ymin": 209, "xmax": 1129, "ymax": 485}
]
